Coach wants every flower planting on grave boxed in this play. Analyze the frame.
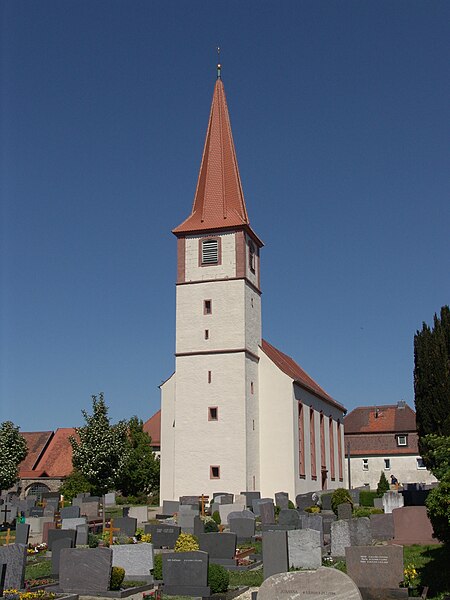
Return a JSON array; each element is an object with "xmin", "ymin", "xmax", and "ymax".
[
  {"xmin": 212, "ymin": 510, "xmax": 221, "ymax": 525},
  {"xmin": 110, "ymin": 566, "xmax": 126, "ymax": 590},
  {"xmin": 4, "ymin": 591, "xmax": 56, "ymax": 600},
  {"xmin": 152, "ymin": 554, "xmax": 163, "ymax": 581},
  {"xmin": 174, "ymin": 532, "xmax": 199, "ymax": 552},
  {"xmin": 330, "ymin": 488, "xmax": 353, "ymax": 515},
  {"xmin": 203, "ymin": 516, "xmax": 219, "ymax": 532},
  {"xmin": 208, "ymin": 563, "xmax": 229, "ymax": 594}
]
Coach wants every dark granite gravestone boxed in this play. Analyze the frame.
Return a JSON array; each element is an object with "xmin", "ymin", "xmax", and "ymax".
[
  {"xmin": 212, "ymin": 492, "xmax": 233, "ymax": 500},
  {"xmin": 322, "ymin": 513, "xmax": 337, "ymax": 535},
  {"xmin": 82, "ymin": 496, "xmax": 100, "ymax": 503},
  {"xmin": 194, "ymin": 515, "xmax": 204, "ymax": 537},
  {"xmin": 252, "ymin": 498, "xmax": 273, "ymax": 516},
  {"xmin": 258, "ymin": 566, "xmax": 363, "ymax": 600},
  {"xmin": 259, "ymin": 501, "xmax": 275, "ymax": 524},
  {"xmin": 338, "ymin": 502, "xmax": 353, "ymax": 520},
  {"xmin": 47, "ymin": 528, "xmax": 77, "ymax": 551},
  {"xmin": 42, "ymin": 492, "xmax": 60, "ymax": 500},
  {"xmin": 145, "ymin": 524, "xmax": 181, "ymax": 549},
  {"xmin": 240, "ymin": 491, "xmax": 261, "ymax": 509},
  {"xmin": 29, "ymin": 507, "xmax": 44, "ymax": 517},
  {"xmin": 392, "ymin": 506, "xmax": 436, "ymax": 545},
  {"xmin": 275, "ymin": 492, "xmax": 289, "ymax": 509},
  {"xmin": 0, "ymin": 544, "xmax": 27, "ymax": 590},
  {"xmin": 51, "ymin": 537, "xmax": 74, "ymax": 575},
  {"xmin": 15, "ymin": 523, "xmax": 30, "ymax": 545},
  {"xmin": 113, "ymin": 516, "xmax": 137, "ymax": 537},
  {"xmin": 162, "ymin": 500, "xmax": 179, "ymax": 515},
  {"xmin": 295, "ymin": 491, "xmax": 319, "ymax": 511},
  {"xmin": 198, "ymin": 532, "xmax": 237, "ymax": 566},
  {"xmin": 179, "ymin": 496, "xmax": 199, "ymax": 507},
  {"xmin": 162, "ymin": 551, "xmax": 210, "ymax": 597},
  {"xmin": 76, "ymin": 524, "xmax": 89, "ymax": 546},
  {"xmin": 350, "ymin": 489, "xmax": 361, "ymax": 505},
  {"xmin": 60, "ymin": 506, "xmax": 81, "ymax": 519},
  {"xmin": 345, "ymin": 545, "xmax": 404, "ymax": 592},
  {"xmin": 227, "ymin": 509, "xmax": 255, "ymax": 521},
  {"xmin": 278, "ymin": 508, "xmax": 301, "ymax": 530},
  {"xmin": 0, "ymin": 563, "xmax": 6, "ymax": 597},
  {"xmin": 370, "ymin": 514, "xmax": 394, "ymax": 541},
  {"xmin": 229, "ymin": 517, "xmax": 255, "ymax": 540},
  {"xmin": 59, "ymin": 547, "xmax": 112, "ymax": 593},
  {"xmin": 401, "ymin": 488, "xmax": 430, "ymax": 507},
  {"xmin": 321, "ymin": 493, "xmax": 333, "ymax": 511},
  {"xmin": 214, "ymin": 493, "xmax": 233, "ymax": 505},
  {"xmin": 262, "ymin": 530, "xmax": 289, "ymax": 580}
]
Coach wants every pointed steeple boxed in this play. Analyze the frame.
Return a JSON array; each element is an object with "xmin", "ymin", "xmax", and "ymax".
[{"xmin": 173, "ymin": 77, "xmax": 255, "ymax": 236}]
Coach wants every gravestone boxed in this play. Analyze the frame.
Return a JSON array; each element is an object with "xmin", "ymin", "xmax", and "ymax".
[
  {"xmin": 331, "ymin": 517, "xmax": 371, "ymax": 556},
  {"xmin": 240, "ymin": 491, "xmax": 261, "ymax": 509},
  {"xmin": 288, "ymin": 528, "xmax": 322, "ymax": 569},
  {"xmin": 229, "ymin": 517, "xmax": 255, "ymax": 540},
  {"xmin": 29, "ymin": 507, "xmax": 44, "ymax": 517},
  {"xmin": 258, "ymin": 566, "xmax": 363, "ymax": 600},
  {"xmin": 278, "ymin": 508, "xmax": 301, "ymax": 530},
  {"xmin": 227, "ymin": 509, "xmax": 255, "ymax": 521},
  {"xmin": 350, "ymin": 489, "xmax": 361, "ymax": 505},
  {"xmin": 322, "ymin": 513, "xmax": 337, "ymax": 535},
  {"xmin": 145, "ymin": 524, "xmax": 180, "ymax": 548},
  {"xmin": 80, "ymin": 501, "xmax": 99, "ymax": 520},
  {"xmin": 301, "ymin": 513, "xmax": 324, "ymax": 538},
  {"xmin": 179, "ymin": 496, "xmax": 199, "ymax": 507},
  {"xmin": 198, "ymin": 532, "xmax": 237, "ymax": 566},
  {"xmin": 162, "ymin": 500, "xmax": 180, "ymax": 515},
  {"xmin": 370, "ymin": 514, "xmax": 394, "ymax": 541},
  {"xmin": 345, "ymin": 545, "xmax": 404, "ymax": 591},
  {"xmin": 162, "ymin": 551, "xmax": 210, "ymax": 597},
  {"xmin": 62, "ymin": 517, "xmax": 87, "ymax": 530},
  {"xmin": 275, "ymin": 492, "xmax": 289, "ymax": 509},
  {"xmin": 76, "ymin": 523, "xmax": 89, "ymax": 546},
  {"xmin": 15, "ymin": 523, "xmax": 30, "ymax": 545},
  {"xmin": 219, "ymin": 502, "xmax": 245, "ymax": 525},
  {"xmin": 259, "ymin": 501, "xmax": 275, "ymax": 524},
  {"xmin": 252, "ymin": 498, "xmax": 273, "ymax": 516},
  {"xmin": 104, "ymin": 492, "xmax": 116, "ymax": 506},
  {"xmin": 392, "ymin": 506, "xmax": 436, "ymax": 545},
  {"xmin": 262, "ymin": 530, "xmax": 289, "ymax": 580},
  {"xmin": 128, "ymin": 506, "xmax": 148, "ymax": 523},
  {"xmin": 382, "ymin": 491, "xmax": 404, "ymax": 514},
  {"xmin": 296, "ymin": 491, "xmax": 319, "ymax": 511},
  {"xmin": 194, "ymin": 515, "xmax": 204, "ymax": 537},
  {"xmin": 214, "ymin": 494, "xmax": 233, "ymax": 505},
  {"xmin": 113, "ymin": 516, "xmax": 137, "ymax": 537},
  {"xmin": 60, "ymin": 506, "xmax": 81, "ymax": 519},
  {"xmin": 43, "ymin": 506, "xmax": 55, "ymax": 517},
  {"xmin": 82, "ymin": 495, "xmax": 100, "ymax": 503},
  {"xmin": 112, "ymin": 542, "xmax": 154, "ymax": 582},
  {"xmin": 25, "ymin": 516, "xmax": 53, "ymax": 534},
  {"xmin": 178, "ymin": 505, "xmax": 197, "ymax": 532},
  {"xmin": 59, "ymin": 547, "xmax": 112, "ymax": 593},
  {"xmin": 51, "ymin": 537, "xmax": 74, "ymax": 576},
  {"xmin": 42, "ymin": 521, "xmax": 56, "ymax": 544},
  {"xmin": 338, "ymin": 503, "xmax": 353, "ymax": 520},
  {"xmin": 373, "ymin": 497, "xmax": 384, "ymax": 510},
  {"xmin": 48, "ymin": 528, "xmax": 77, "ymax": 550},
  {"xmin": 321, "ymin": 493, "xmax": 333, "ymax": 511},
  {"xmin": 0, "ymin": 544, "xmax": 27, "ymax": 590}
]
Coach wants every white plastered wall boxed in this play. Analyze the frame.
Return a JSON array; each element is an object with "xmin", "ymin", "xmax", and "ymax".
[
  {"xmin": 160, "ymin": 373, "xmax": 176, "ymax": 501},
  {"xmin": 185, "ymin": 232, "xmax": 236, "ymax": 281},
  {"xmin": 349, "ymin": 455, "xmax": 438, "ymax": 489}
]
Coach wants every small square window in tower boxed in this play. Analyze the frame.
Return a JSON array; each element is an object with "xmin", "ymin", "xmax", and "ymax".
[
  {"xmin": 204, "ymin": 299, "xmax": 212, "ymax": 314},
  {"xmin": 201, "ymin": 239, "xmax": 219, "ymax": 265},
  {"xmin": 208, "ymin": 407, "xmax": 218, "ymax": 421},
  {"xmin": 248, "ymin": 242, "xmax": 256, "ymax": 273},
  {"xmin": 210, "ymin": 465, "xmax": 220, "ymax": 479}
]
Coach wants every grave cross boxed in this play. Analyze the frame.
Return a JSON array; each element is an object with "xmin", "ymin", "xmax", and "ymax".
[
  {"xmin": 4, "ymin": 529, "xmax": 12, "ymax": 545},
  {"xmin": 104, "ymin": 518, "xmax": 120, "ymax": 546},
  {"xmin": 1, "ymin": 505, "xmax": 10, "ymax": 525},
  {"xmin": 200, "ymin": 494, "xmax": 209, "ymax": 517}
]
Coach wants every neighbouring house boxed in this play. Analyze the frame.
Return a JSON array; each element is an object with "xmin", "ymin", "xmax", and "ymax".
[
  {"xmin": 344, "ymin": 401, "xmax": 437, "ymax": 489},
  {"xmin": 158, "ymin": 66, "xmax": 347, "ymax": 501},
  {"xmin": 143, "ymin": 410, "xmax": 161, "ymax": 457}
]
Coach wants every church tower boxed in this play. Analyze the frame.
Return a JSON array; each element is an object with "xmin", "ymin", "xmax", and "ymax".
[{"xmin": 160, "ymin": 67, "xmax": 264, "ymax": 498}]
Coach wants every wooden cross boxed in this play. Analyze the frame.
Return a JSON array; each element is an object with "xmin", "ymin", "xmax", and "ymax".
[
  {"xmin": 104, "ymin": 518, "xmax": 120, "ymax": 546},
  {"xmin": 200, "ymin": 494, "xmax": 209, "ymax": 517},
  {"xmin": 1, "ymin": 504, "xmax": 10, "ymax": 525},
  {"xmin": 4, "ymin": 528, "xmax": 12, "ymax": 545},
  {"xmin": 59, "ymin": 495, "xmax": 65, "ymax": 509}
]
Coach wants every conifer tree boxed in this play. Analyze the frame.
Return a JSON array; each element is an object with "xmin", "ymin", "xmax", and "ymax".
[
  {"xmin": 0, "ymin": 421, "xmax": 28, "ymax": 494},
  {"xmin": 376, "ymin": 471, "xmax": 390, "ymax": 495}
]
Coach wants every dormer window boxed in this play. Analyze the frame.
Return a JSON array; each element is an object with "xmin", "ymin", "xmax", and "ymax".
[
  {"xmin": 396, "ymin": 434, "xmax": 408, "ymax": 446},
  {"xmin": 201, "ymin": 239, "xmax": 219, "ymax": 265}
]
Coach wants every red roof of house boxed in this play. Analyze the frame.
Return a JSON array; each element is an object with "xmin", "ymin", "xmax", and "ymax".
[
  {"xmin": 173, "ymin": 77, "xmax": 261, "ymax": 244},
  {"xmin": 143, "ymin": 410, "xmax": 161, "ymax": 446},
  {"xmin": 19, "ymin": 431, "xmax": 53, "ymax": 473},
  {"xmin": 344, "ymin": 404, "xmax": 417, "ymax": 434},
  {"xmin": 261, "ymin": 339, "xmax": 346, "ymax": 412}
]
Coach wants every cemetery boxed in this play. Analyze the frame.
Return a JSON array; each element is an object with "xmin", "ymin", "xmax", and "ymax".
[{"xmin": 1, "ymin": 485, "xmax": 448, "ymax": 600}]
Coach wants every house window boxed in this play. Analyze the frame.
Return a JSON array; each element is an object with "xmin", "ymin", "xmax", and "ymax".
[
  {"xmin": 208, "ymin": 371, "xmax": 212, "ymax": 383},
  {"xmin": 204, "ymin": 300, "xmax": 212, "ymax": 315},
  {"xmin": 362, "ymin": 459, "xmax": 369, "ymax": 471},
  {"xmin": 201, "ymin": 239, "xmax": 219, "ymax": 265},
  {"xmin": 210, "ymin": 465, "xmax": 220, "ymax": 479},
  {"xmin": 249, "ymin": 242, "xmax": 256, "ymax": 272},
  {"xmin": 384, "ymin": 458, "xmax": 391, "ymax": 470},
  {"xmin": 204, "ymin": 329, "xmax": 209, "ymax": 340},
  {"xmin": 208, "ymin": 407, "xmax": 218, "ymax": 421},
  {"xmin": 417, "ymin": 457, "xmax": 426, "ymax": 470},
  {"xmin": 397, "ymin": 435, "xmax": 407, "ymax": 446}
]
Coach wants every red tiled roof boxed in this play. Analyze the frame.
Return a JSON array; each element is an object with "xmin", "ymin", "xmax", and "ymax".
[
  {"xmin": 173, "ymin": 78, "xmax": 260, "ymax": 243},
  {"xmin": 344, "ymin": 404, "xmax": 417, "ymax": 434},
  {"xmin": 19, "ymin": 431, "xmax": 53, "ymax": 473},
  {"xmin": 33, "ymin": 428, "xmax": 76, "ymax": 477},
  {"xmin": 261, "ymin": 339, "xmax": 346, "ymax": 412},
  {"xmin": 143, "ymin": 410, "xmax": 161, "ymax": 446},
  {"xmin": 345, "ymin": 431, "xmax": 420, "ymax": 456}
]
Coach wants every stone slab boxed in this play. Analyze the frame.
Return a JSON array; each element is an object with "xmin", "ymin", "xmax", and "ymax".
[
  {"xmin": 383, "ymin": 491, "xmax": 404, "ymax": 514},
  {"xmin": 240, "ymin": 491, "xmax": 261, "ymax": 509},
  {"xmin": 278, "ymin": 509, "xmax": 301, "ymax": 530},
  {"xmin": 60, "ymin": 506, "xmax": 81, "ymax": 520},
  {"xmin": 219, "ymin": 503, "xmax": 245, "ymax": 524},
  {"xmin": 391, "ymin": 506, "xmax": 436, "ymax": 545},
  {"xmin": 162, "ymin": 500, "xmax": 179, "ymax": 515},
  {"xmin": 162, "ymin": 550, "xmax": 210, "ymax": 597},
  {"xmin": 48, "ymin": 529, "xmax": 77, "ymax": 550},
  {"xmin": 111, "ymin": 542, "xmax": 154, "ymax": 581},
  {"xmin": 287, "ymin": 528, "xmax": 322, "ymax": 569},
  {"xmin": 52, "ymin": 537, "xmax": 74, "ymax": 575},
  {"xmin": 15, "ymin": 523, "xmax": 30, "ymax": 545},
  {"xmin": 0, "ymin": 544, "xmax": 27, "ymax": 590},
  {"xmin": 113, "ymin": 517, "xmax": 137, "ymax": 537},
  {"xmin": 198, "ymin": 532, "xmax": 236, "ymax": 565},
  {"xmin": 59, "ymin": 547, "xmax": 112, "ymax": 593},
  {"xmin": 275, "ymin": 492, "xmax": 289, "ymax": 509},
  {"xmin": 145, "ymin": 524, "xmax": 180, "ymax": 549},
  {"xmin": 370, "ymin": 513, "xmax": 394, "ymax": 541},
  {"xmin": 345, "ymin": 545, "xmax": 404, "ymax": 589},
  {"xmin": 262, "ymin": 530, "xmax": 288, "ymax": 580},
  {"xmin": 76, "ymin": 524, "xmax": 89, "ymax": 546},
  {"xmin": 62, "ymin": 517, "xmax": 87, "ymax": 530},
  {"xmin": 338, "ymin": 502, "xmax": 353, "ymax": 520},
  {"xmin": 127, "ymin": 506, "xmax": 148, "ymax": 523},
  {"xmin": 229, "ymin": 517, "xmax": 255, "ymax": 540}
]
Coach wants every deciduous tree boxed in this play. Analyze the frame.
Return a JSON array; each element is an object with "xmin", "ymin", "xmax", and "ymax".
[{"xmin": 0, "ymin": 421, "xmax": 28, "ymax": 493}]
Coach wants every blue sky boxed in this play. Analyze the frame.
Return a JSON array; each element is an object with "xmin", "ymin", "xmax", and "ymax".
[{"xmin": 1, "ymin": 1, "xmax": 449, "ymax": 431}]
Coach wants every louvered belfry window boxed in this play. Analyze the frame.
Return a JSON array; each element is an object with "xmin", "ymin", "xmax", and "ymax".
[{"xmin": 202, "ymin": 239, "xmax": 219, "ymax": 265}]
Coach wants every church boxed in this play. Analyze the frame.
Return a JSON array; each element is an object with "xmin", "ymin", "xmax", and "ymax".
[{"xmin": 159, "ymin": 66, "xmax": 346, "ymax": 501}]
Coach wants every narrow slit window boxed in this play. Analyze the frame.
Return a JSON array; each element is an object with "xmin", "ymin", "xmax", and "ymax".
[
  {"xmin": 252, "ymin": 419, "xmax": 255, "ymax": 431},
  {"xmin": 204, "ymin": 329, "xmax": 209, "ymax": 340},
  {"xmin": 202, "ymin": 239, "xmax": 219, "ymax": 265},
  {"xmin": 204, "ymin": 300, "xmax": 212, "ymax": 315},
  {"xmin": 249, "ymin": 242, "xmax": 256, "ymax": 272},
  {"xmin": 208, "ymin": 371, "xmax": 212, "ymax": 383},
  {"xmin": 208, "ymin": 407, "xmax": 218, "ymax": 421},
  {"xmin": 250, "ymin": 381, "xmax": 254, "ymax": 394},
  {"xmin": 210, "ymin": 465, "xmax": 220, "ymax": 479}
]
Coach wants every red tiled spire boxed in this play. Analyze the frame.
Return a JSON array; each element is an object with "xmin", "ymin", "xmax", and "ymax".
[{"xmin": 173, "ymin": 77, "xmax": 251, "ymax": 235}]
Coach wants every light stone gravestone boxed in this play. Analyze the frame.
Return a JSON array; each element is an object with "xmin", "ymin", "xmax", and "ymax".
[
  {"xmin": 227, "ymin": 509, "xmax": 255, "ymax": 521},
  {"xmin": 262, "ymin": 530, "xmax": 289, "ymax": 580},
  {"xmin": 80, "ymin": 501, "xmax": 100, "ymax": 520},
  {"xmin": 218, "ymin": 502, "xmax": 245, "ymax": 525},
  {"xmin": 76, "ymin": 524, "xmax": 89, "ymax": 546},
  {"xmin": 0, "ymin": 544, "xmax": 27, "ymax": 590},
  {"xmin": 62, "ymin": 517, "xmax": 87, "ymax": 530},
  {"xmin": 214, "ymin": 494, "xmax": 233, "ymax": 505},
  {"xmin": 383, "ymin": 491, "xmax": 404, "ymax": 514},
  {"xmin": 287, "ymin": 528, "xmax": 322, "ymax": 569},
  {"xmin": 350, "ymin": 489, "xmax": 361, "ymax": 505},
  {"xmin": 104, "ymin": 492, "xmax": 116, "ymax": 506},
  {"xmin": 345, "ymin": 545, "xmax": 404, "ymax": 591},
  {"xmin": 234, "ymin": 494, "xmax": 247, "ymax": 505},
  {"xmin": 162, "ymin": 551, "xmax": 210, "ymax": 597},
  {"xmin": 112, "ymin": 542, "xmax": 154, "ymax": 582},
  {"xmin": 258, "ymin": 566, "xmax": 363, "ymax": 600},
  {"xmin": 373, "ymin": 497, "xmax": 384, "ymax": 510},
  {"xmin": 127, "ymin": 506, "xmax": 148, "ymax": 523},
  {"xmin": 178, "ymin": 505, "xmax": 197, "ymax": 532},
  {"xmin": 331, "ymin": 517, "xmax": 371, "ymax": 556},
  {"xmin": 25, "ymin": 516, "xmax": 53, "ymax": 534},
  {"xmin": 59, "ymin": 547, "xmax": 112, "ymax": 593}
]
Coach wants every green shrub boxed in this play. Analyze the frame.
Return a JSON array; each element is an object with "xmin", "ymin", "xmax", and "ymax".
[
  {"xmin": 204, "ymin": 519, "xmax": 219, "ymax": 533},
  {"xmin": 174, "ymin": 533, "xmax": 199, "ymax": 552},
  {"xmin": 331, "ymin": 489, "xmax": 353, "ymax": 515},
  {"xmin": 353, "ymin": 507, "xmax": 383, "ymax": 518},
  {"xmin": 288, "ymin": 500, "xmax": 295, "ymax": 509},
  {"xmin": 426, "ymin": 476, "xmax": 450, "ymax": 544},
  {"xmin": 152, "ymin": 554, "xmax": 162, "ymax": 580},
  {"xmin": 208, "ymin": 563, "xmax": 229, "ymax": 593},
  {"xmin": 88, "ymin": 533, "xmax": 99, "ymax": 548},
  {"xmin": 376, "ymin": 472, "xmax": 390, "ymax": 495},
  {"xmin": 304, "ymin": 506, "xmax": 321, "ymax": 513},
  {"xmin": 110, "ymin": 566, "xmax": 125, "ymax": 590},
  {"xmin": 359, "ymin": 490, "xmax": 380, "ymax": 507},
  {"xmin": 274, "ymin": 505, "xmax": 281, "ymax": 518},
  {"xmin": 212, "ymin": 510, "xmax": 221, "ymax": 525}
]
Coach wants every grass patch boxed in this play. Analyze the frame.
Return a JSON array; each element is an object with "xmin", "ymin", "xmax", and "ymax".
[
  {"xmin": 25, "ymin": 559, "xmax": 52, "ymax": 580},
  {"xmin": 404, "ymin": 544, "xmax": 450, "ymax": 598},
  {"xmin": 229, "ymin": 568, "xmax": 263, "ymax": 587}
]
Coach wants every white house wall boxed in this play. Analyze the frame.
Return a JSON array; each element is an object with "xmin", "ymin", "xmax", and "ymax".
[{"xmin": 349, "ymin": 455, "xmax": 438, "ymax": 489}]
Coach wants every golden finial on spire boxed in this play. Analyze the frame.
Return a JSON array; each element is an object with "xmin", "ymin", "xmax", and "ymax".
[{"xmin": 217, "ymin": 46, "xmax": 221, "ymax": 79}]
